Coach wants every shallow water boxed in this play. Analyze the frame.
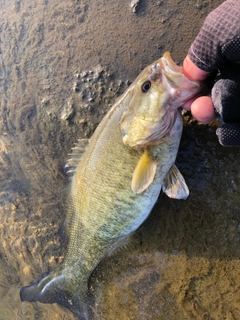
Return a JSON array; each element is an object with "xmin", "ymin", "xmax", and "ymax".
[{"xmin": 1, "ymin": 0, "xmax": 238, "ymax": 319}]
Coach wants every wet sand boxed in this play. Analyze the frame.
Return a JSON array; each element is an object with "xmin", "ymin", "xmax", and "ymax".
[{"xmin": 1, "ymin": 0, "xmax": 239, "ymax": 319}]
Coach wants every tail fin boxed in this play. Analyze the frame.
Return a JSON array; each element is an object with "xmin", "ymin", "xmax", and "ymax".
[{"xmin": 20, "ymin": 271, "xmax": 89, "ymax": 320}]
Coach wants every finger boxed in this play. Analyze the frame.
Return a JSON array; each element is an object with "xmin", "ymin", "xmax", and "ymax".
[
  {"xmin": 182, "ymin": 96, "xmax": 196, "ymax": 111},
  {"xmin": 183, "ymin": 55, "xmax": 210, "ymax": 81},
  {"xmin": 191, "ymin": 96, "xmax": 216, "ymax": 124}
]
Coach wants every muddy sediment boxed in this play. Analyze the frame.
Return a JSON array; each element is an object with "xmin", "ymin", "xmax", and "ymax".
[{"xmin": 1, "ymin": 0, "xmax": 239, "ymax": 319}]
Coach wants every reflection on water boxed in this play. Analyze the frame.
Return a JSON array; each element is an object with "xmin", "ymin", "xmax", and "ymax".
[{"xmin": 0, "ymin": 0, "xmax": 237, "ymax": 319}]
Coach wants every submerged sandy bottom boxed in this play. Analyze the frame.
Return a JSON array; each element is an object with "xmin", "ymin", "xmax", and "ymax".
[{"xmin": 1, "ymin": 0, "xmax": 240, "ymax": 319}]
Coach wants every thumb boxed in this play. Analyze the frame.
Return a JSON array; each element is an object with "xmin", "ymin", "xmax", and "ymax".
[{"xmin": 183, "ymin": 55, "xmax": 209, "ymax": 81}]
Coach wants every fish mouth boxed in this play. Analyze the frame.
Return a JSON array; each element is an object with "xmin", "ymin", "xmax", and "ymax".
[
  {"xmin": 160, "ymin": 52, "xmax": 202, "ymax": 107},
  {"xmin": 159, "ymin": 52, "xmax": 184, "ymax": 89},
  {"xmin": 162, "ymin": 52, "xmax": 182, "ymax": 73}
]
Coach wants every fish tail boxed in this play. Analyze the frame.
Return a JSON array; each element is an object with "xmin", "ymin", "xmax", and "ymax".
[{"xmin": 20, "ymin": 270, "xmax": 89, "ymax": 320}]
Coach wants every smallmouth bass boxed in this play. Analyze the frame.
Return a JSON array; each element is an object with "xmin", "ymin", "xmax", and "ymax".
[{"xmin": 20, "ymin": 52, "xmax": 201, "ymax": 319}]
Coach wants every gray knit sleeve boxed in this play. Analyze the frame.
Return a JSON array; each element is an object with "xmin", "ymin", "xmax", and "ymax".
[{"xmin": 188, "ymin": 0, "xmax": 240, "ymax": 75}]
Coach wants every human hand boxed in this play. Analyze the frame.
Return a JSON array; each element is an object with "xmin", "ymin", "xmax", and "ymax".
[
  {"xmin": 182, "ymin": 56, "xmax": 215, "ymax": 124},
  {"xmin": 182, "ymin": 0, "xmax": 240, "ymax": 146}
]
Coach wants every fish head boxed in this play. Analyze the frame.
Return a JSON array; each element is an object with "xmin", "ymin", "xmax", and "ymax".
[{"xmin": 120, "ymin": 51, "xmax": 201, "ymax": 147}]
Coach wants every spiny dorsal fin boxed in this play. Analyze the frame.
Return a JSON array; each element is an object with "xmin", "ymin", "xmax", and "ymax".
[
  {"xmin": 162, "ymin": 164, "xmax": 189, "ymax": 199},
  {"xmin": 131, "ymin": 149, "xmax": 157, "ymax": 194},
  {"xmin": 65, "ymin": 138, "xmax": 89, "ymax": 175}
]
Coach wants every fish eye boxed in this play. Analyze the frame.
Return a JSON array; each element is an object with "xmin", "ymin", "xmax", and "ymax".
[{"xmin": 141, "ymin": 80, "xmax": 151, "ymax": 93}]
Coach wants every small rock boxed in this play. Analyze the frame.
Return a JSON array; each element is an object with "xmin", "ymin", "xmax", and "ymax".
[{"xmin": 130, "ymin": 0, "xmax": 140, "ymax": 13}]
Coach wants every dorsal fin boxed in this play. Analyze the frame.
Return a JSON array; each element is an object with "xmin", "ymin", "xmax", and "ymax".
[{"xmin": 65, "ymin": 138, "xmax": 89, "ymax": 175}]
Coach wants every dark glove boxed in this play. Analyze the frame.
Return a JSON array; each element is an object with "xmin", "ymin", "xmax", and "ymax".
[
  {"xmin": 187, "ymin": 0, "xmax": 240, "ymax": 146},
  {"xmin": 212, "ymin": 79, "xmax": 240, "ymax": 146},
  {"xmin": 212, "ymin": 35, "xmax": 240, "ymax": 146}
]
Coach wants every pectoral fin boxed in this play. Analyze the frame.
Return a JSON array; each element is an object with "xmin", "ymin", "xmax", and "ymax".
[
  {"xmin": 131, "ymin": 149, "xmax": 157, "ymax": 194},
  {"xmin": 162, "ymin": 164, "xmax": 189, "ymax": 199}
]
